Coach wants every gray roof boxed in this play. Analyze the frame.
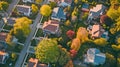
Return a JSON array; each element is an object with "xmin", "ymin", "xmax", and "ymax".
[
  {"xmin": 16, "ymin": 5, "xmax": 31, "ymax": 14},
  {"xmin": 51, "ymin": 7, "xmax": 66, "ymax": 20},
  {"xmin": 3, "ymin": 18, "xmax": 16, "ymax": 26},
  {"xmin": 89, "ymin": 4, "xmax": 106, "ymax": 18}
]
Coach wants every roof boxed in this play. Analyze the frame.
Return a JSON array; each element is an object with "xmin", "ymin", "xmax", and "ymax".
[
  {"xmin": 81, "ymin": 3, "xmax": 89, "ymax": 12},
  {"xmin": 42, "ymin": 20, "xmax": 59, "ymax": 34},
  {"xmin": 49, "ymin": 0, "xmax": 72, "ymax": 4},
  {"xmin": 3, "ymin": 18, "xmax": 16, "ymax": 26},
  {"xmin": 84, "ymin": 48, "xmax": 106, "ymax": 65},
  {"xmin": 28, "ymin": 58, "xmax": 48, "ymax": 67},
  {"xmin": 89, "ymin": 4, "xmax": 106, "ymax": 18},
  {"xmin": 0, "ymin": 32, "xmax": 7, "ymax": 42},
  {"xmin": 16, "ymin": 5, "xmax": 31, "ymax": 15},
  {"xmin": 91, "ymin": 24, "xmax": 101, "ymax": 38},
  {"xmin": 0, "ymin": 42, "xmax": 7, "ymax": 50},
  {"xmin": 51, "ymin": 7, "xmax": 66, "ymax": 20},
  {"xmin": 0, "ymin": 51, "xmax": 8, "ymax": 64},
  {"xmin": 61, "ymin": 0, "xmax": 72, "ymax": 4}
]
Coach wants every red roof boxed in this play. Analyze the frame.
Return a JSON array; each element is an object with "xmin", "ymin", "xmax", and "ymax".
[
  {"xmin": 42, "ymin": 20, "xmax": 59, "ymax": 34},
  {"xmin": 0, "ymin": 32, "xmax": 7, "ymax": 42},
  {"xmin": 28, "ymin": 58, "xmax": 48, "ymax": 67}
]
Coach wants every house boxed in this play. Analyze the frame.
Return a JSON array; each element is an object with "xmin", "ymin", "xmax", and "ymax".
[
  {"xmin": 0, "ymin": 32, "xmax": 18, "ymax": 43},
  {"xmin": 3, "ymin": 17, "xmax": 16, "ymax": 26},
  {"xmin": 0, "ymin": 51, "xmax": 9, "ymax": 64},
  {"xmin": 87, "ymin": 4, "xmax": 106, "ymax": 23},
  {"xmin": 48, "ymin": 0, "xmax": 72, "ymax": 7},
  {"xmin": 91, "ymin": 24, "xmax": 104, "ymax": 39},
  {"xmin": 81, "ymin": 3, "xmax": 89, "ymax": 12},
  {"xmin": 51, "ymin": 7, "xmax": 66, "ymax": 21},
  {"xmin": 28, "ymin": 58, "xmax": 48, "ymax": 67},
  {"xmin": 58, "ymin": 0, "xmax": 73, "ymax": 7},
  {"xmin": 16, "ymin": 5, "xmax": 31, "ymax": 16},
  {"xmin": 84, "ymin": 48, "xmax": 106, "ymax": 65},
  {"xmin": 42, "ymin": 20, "xmax": 60, "ymax": 35},
  {"xmin": 22, "ymin": 0, "xmax": 34, "ymax": 3}
]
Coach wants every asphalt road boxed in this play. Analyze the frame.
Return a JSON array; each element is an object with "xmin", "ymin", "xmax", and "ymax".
[
  {"xmin": 14, "ymin": 0, "xmax": 48, "ymax": 67},
  {"xmin": 14, "ymin": 13, "xmax": 41, "ymax": 67},
  {"xmin": 7, "ymin": 0, "xmax": 20, "ymax": 17}
]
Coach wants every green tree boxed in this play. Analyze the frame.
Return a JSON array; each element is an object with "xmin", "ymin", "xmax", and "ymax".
[
  {"xmin": 72, "ymin": 7, "xmax": 78, "ymax": 17},
  {"xmin": 40, "ymin": 5, "xmax": 52, "ymax": 17},
  {"xmin": 105, "ymin": 53, "xmax": 116, "ymax": 67},
  {"xmin": 49, "ymin": 1, "xmax": 57, "ymax": 8},
  {"xmin": 13, "ymin": 17, "xmax": 32, "ymax": 39},
  {"xmin": 94, "ymin": 38, "xmax": 108, "ymax": 46},
  {"xmin": 110, "ymin": 21, "xmax": 120, "ymax": 34},
  {"xmin": 107, "ymin": 8, "xmax": 120, "ymax": 20},
  {"xmin": 11, "ymin": 53, "xmax": 17, "ymax": 61},
  {"xmin": 35, "ymin": 0, "xmax": 43, "ymax": 4},
  {"xmin": 65, "ymin": 20, "xmax": 71, "ymax": 26},
  {"xmin": 35, "ymin": 39, "xmax": 70, "ymax": 66},
  {"xmin": 117, "ymin": 57, "xmax": 120, "ymax": 67},
  {"xmin": 5, "ymin": 34, "xmax": 16, "ymax": 48},
  {"xmin": 31, "ymin": 4, "xmax": 38, "ymax": 14},
  {"xmin": 0, "ymin": 1, "xmax": 8, "ymax": 11}
]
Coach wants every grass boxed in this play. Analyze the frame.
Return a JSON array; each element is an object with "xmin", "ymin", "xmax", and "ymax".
[
  {"xmin": 3, "ymin": 24, "xmax": 13, "ymax": 30},
  {"xmin": 31, "ymin": 39, "xmax": 37, "ymax": 46},
  {"xmin": 13, "ymin": 44, "xmax": 23, "ymax": 53},
  {"xmin": 35, "ymin": 29, "xmax": 44, "ymax": 37},
  {"xmin": 41, "ymin": 16, "xmax": 49, "ymax": 23}
]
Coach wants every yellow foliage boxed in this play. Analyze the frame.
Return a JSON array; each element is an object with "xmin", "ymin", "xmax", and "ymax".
[
  {"xmin": 117, "ymin": 37, "xmax": 120, "ymax": 44},
  {"xmin": 31, "ymin": 4, "xmax": 38, "ymax": 14},
  {"xmin": 35, "ymin": 0, "xmax": 43, "ymax": 4},
  {"xmin": 40, "ymin": 5, "xmax": 52, "ymax": 17},
  {"xmin": 71, "ymin": 38, "xmax": 81, "ymax": 51},
  {"xmin": 94, "ymin": 38, "xmax": 108, "ymax": 46},
  {"xmin": 65, "ymin": 20, "xmax": 71, "ymax": 26},
  {"xmin": 112, "ymin": 44, "xmax": 120, "ymax": 51},
  {"xmin": 76, "ymin": 27, "xmax": 89, "ymax": 43},
  {"xmin": 13, "ymin": 17, "xmax": 32, "ymax": 36}
]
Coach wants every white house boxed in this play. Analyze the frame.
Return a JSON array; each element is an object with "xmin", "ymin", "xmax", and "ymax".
[
  {"xmin": 48, "ymin": 0, "xmax": 72, "ymax": 7},
  {"xmin": 84, "ymin": 48, "xmax": 106, "ymax": 65},
  {"xmin": 22, "ymin": 0, "xmax": 34, "ymax": 3},
  {"xmin": 87, "ymin": 4, "xmax": 106, "ymax": 23},
  {"xmin": 16, "ymin": 5, "xmax": 31, "ymax": 16}
]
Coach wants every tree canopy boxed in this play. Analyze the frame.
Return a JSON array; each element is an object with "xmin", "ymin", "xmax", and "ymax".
[
  {"xmin": 35, "ymin": 0, "xmax": 43, "ymax": 4},
  {"xmin": 13, "ymin": 17, "xmax": 32, "ymax": 39},
  {"xmin": 0, "ymin": 1, "xmax": 8, "ymax": 11},
  {"xmin": 31, "ymin": 4, "xmax": 38, "ymax": 14},
  {"xmin": 40, "ymin": 5, "xmax": 52, "ymax": 17},
  {"xmin": 94, "ymin": 38, "xmax": 108, "ymax": 46},
  {"xmin": 71, "ymin": 38, "xmax": 81, "ymax": 51},
  {"xmin": 76, "ymin": 27, "xmax": 89, "ymax": 43},
  {"xmin": 35, "ymin": 39, "xmax": 70, "ymax": 66}
]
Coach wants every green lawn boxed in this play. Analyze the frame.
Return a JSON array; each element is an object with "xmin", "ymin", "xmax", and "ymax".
[
  {"xmin": 3, "ymin": 24, "xmax": 13, "ymax": 30},
  {"xmin": 13, "ymin": 44, "xmax": 23, "ymax": 53},
  {"xmin": 35, "ymin": 29, "xmax": 44, "ymax": 37}
]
